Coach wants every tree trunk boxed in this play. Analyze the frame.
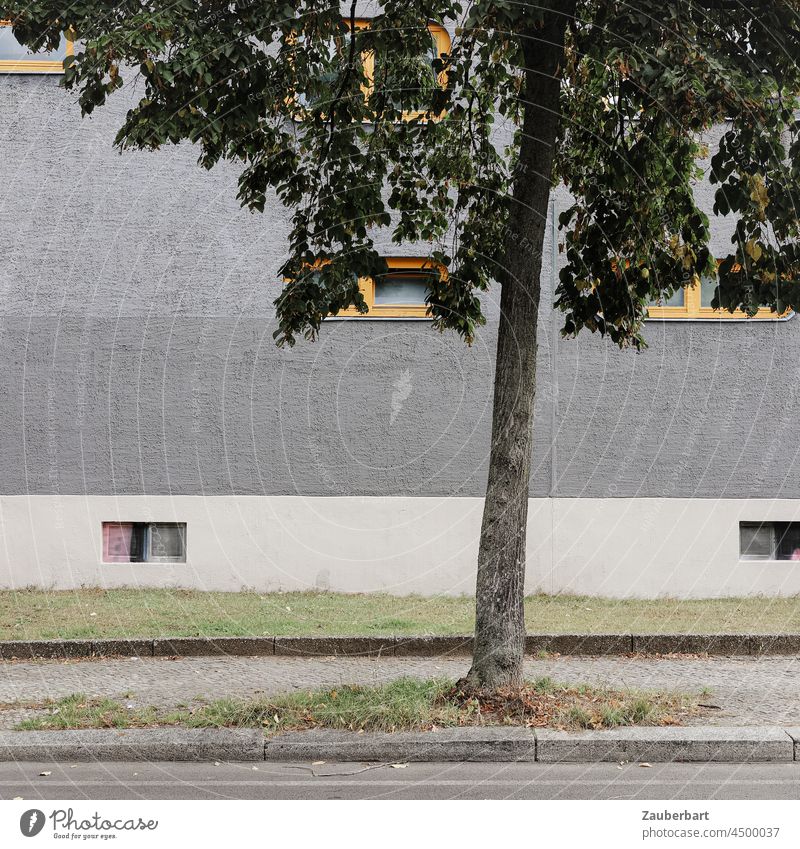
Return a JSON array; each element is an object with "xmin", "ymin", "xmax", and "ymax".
[{"xmin": 465, "ymin": 6, "xmax": 574, "ymax": 690}]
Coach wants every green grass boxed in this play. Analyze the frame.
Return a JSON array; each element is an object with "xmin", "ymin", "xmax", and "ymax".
[
  {"xmin": 12, "ymin": 678, "xmax": 697, "ymax": 733},
  {"xmin": 2, "ymin": 589, "xmax": 800, "ymax": 641}
]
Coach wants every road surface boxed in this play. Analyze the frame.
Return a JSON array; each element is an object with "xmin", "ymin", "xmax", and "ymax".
[{"xmin": 0, "ymin": 761, "xmax": 798, "ymax": 800}]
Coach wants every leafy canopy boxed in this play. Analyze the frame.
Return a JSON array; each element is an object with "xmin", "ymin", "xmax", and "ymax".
[{"xmin": 4, "ymin": 0, "xmax": 800, "ymax": 348}]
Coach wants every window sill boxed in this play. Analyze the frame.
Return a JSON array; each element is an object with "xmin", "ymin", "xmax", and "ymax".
[
  {"xmin": 739, "ymin": 559, "xmax": 800, "ymax": 564},
  {"xmin": 324, "ymin": 315, "xmax": 432, "ymax": 322},
  {"xmin": 100, "ymin": 561, "xmax": 186, "ymax": 566},
  {"xmin": 646, "ymin": 311, "xmax": 795, "ymax": 323}
]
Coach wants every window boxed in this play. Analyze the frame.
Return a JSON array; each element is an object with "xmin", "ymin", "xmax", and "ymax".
[
  {"xmin": 740, "ymin": 522, "xmax": 800, "ymax": 561},
  {"xmin": 102, "ymin": 522, "xmax": 186, "ymax": 564},
  {"xmin": 338, "ymin": 257, "xmax": 441, "ymax": 318},
  {"xmin": 0, "ymin": 21, "xmax": 72, "ymax": 73},
  {"xmin": 648, "ymin": 272, "xmax": 778, "ymax": 320},
  {"xmin": 368, "ymin": 22, "xmax": 450, "ymax": 120},
  {"xmin": 294, "ymin": 20, "xmax": 449, "ymax": 120}
]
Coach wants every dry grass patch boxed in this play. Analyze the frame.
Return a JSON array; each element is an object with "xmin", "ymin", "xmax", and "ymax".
[
  {"xmin": 2, "ymin": 589, "xmax": 800, "ymax": 641},
  {"xmin": 12, "ymin": 678, "xmax": 699, "ymax": 733}
]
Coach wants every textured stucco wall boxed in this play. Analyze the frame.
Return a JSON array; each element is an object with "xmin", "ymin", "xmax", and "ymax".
[{"xmin": 1, "ymin": 75, "xmax": 798, "ymax": 503}]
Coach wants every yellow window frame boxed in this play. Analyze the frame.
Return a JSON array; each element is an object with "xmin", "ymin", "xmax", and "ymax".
[
  {"xmin": 339, "ymin": 256, "xmax": 443, "ymax": 319},
  {"xmin": 359, "ymin": 21, "xmax": 450, "ymax": 120},
  {"xmin": 647, "ymin": 264, "xmax": 779, "ymax": 320},
  {"xmin": 0, "ymin": 20, "xmax": 73, "ymax": 73},
  {"xmin": 292, "ymin": 20, "xmax": 449, "ymax": 120}
]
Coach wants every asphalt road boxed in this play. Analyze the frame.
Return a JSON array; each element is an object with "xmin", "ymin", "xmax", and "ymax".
[{"xmin": 0, "ymin": 761, "xmax": 797, "ymax": 800}]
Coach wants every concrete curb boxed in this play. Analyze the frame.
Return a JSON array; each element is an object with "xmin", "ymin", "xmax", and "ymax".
[
  {"xmin": 1, "ymin": 633, "xmax": 799, "ymax": 659},
  {"xmin": 0, "ymin": 726, "xmax": 797, "ymax": 763},
  {"xmin": 0, "ymin": 729, "xmax": 264, "ymax": 762}
]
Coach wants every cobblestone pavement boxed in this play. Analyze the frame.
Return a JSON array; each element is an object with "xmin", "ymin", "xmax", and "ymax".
[{"xmin": 1, "ymin": 654, "xmax": 799, "ymax": 727}]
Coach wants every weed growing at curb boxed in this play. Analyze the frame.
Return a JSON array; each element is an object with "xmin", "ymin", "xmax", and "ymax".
[{"xmin": 11, "ymin": 677, "xmax": 699, "ymax": 733}]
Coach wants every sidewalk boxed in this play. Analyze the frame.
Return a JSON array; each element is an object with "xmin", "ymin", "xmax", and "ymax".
[{"xmin": 2, "ymin": 654, "xmax": 800, "ymax": 728}]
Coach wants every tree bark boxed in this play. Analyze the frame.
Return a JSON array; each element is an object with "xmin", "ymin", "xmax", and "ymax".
[{"xmin": 465, "ymin": 5, "xmax": 575, "ymax": 690}]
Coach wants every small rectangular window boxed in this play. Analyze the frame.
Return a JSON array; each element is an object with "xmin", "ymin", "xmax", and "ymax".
[
  {"xmin": 0, "ymin": 21, "xmax": 71, "ymax": 73},
  {"xmin": 647, "ymin": 262, "xmax": 779, "ymax": 320},
  {"xmin": 102, "ymin": 522, "xmax": 186, "ymax": 563},
  {"xmin": 739, "ymin": 522, "xmax": 800, "ymax": 561},
  {"xmin": 331, "ymin": 256, "xmax": 442, "ymax": 318}
]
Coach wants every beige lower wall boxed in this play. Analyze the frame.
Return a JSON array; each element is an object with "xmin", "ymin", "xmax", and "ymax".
[{"xmin": 1, "ymin": 495, "xmax": 799, "ymax": 597}]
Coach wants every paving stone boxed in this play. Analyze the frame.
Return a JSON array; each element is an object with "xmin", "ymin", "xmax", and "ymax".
[{"xmin": 1, "ymin": 655, "xmax": 799, "ymax": 729}]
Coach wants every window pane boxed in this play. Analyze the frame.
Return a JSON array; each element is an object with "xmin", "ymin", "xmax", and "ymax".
[
  {"xmin": 147, "ymin": 523, "xmax": 186, "ymax": 562},
  {"xmin": 739, "ymin": 523, "xmax": 773, "ymax": 560},
  {"xmin": 775, "ymin": 523, "xmax": 800, "ymax": 561},
  {"xmin": 373, "ymin": 273, "xmax": 430, "ymax": 305},
  {"xmin": 700, "ymin": 275, "xmax": 718, "ymax": 308},
  {"xmin": 294, "ymin": 34, "xmax": 349, "ymax": 109},
  {"xmin": 0, "ymin": 25, "xmax": 67, "ymax": 61},
  {"xmin": 649, "ymin": 288, "xmax": 685, "ymax": 307},
  {"xmin": 102, "ymin": 523, "xmax": 145, "ymax": 563}
]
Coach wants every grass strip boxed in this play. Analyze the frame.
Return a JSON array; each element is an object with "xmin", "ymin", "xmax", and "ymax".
[{"xmin": 11, "ymin": 678, "xmax": 699, "ymax": 733}]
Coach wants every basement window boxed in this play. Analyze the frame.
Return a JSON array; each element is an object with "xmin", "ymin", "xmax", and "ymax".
[
  {"xmin": 335, "ymin": 256, "xmax": 440, "ymax": 318},
  {"xmin": 0, "ymin": 21, "xmax": 72, "ymax": 73},
  {"xmin": 102, "ymin": 522, "xmax": 186, "ymax": 563},
  {"xmin": 739, "ymin": 522, "xmax": 800, "ymax": 561}
]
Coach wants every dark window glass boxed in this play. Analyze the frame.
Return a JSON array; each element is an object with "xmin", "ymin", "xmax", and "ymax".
[
  {"xmin": 740, "ymin": 523, "xmax": 774, "ymax": 560},
  {"xmin": 775, "ymin": 523, "xmax": 800, "ymax": 561},
  {"xmin": 740, "ymin": 522, "xmax": 800, "ymax": 561}
]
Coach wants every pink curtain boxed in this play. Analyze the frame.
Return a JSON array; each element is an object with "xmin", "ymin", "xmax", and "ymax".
[{"xmin": 103, "ymin": 523, "xmax": 134, "ymax": 563}]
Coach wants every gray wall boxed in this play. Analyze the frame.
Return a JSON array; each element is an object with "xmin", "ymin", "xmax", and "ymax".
[{"xmin": 1, "ymin": 76, "xmax": 798, "ymax": 499}]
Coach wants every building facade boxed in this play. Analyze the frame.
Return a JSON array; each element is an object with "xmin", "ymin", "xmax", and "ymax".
[{"xmin": 2, "ymin": 24, "xmax": 800, "ymax": 598}]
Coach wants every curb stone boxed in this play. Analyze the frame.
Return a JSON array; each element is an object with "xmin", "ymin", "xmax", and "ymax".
[
  {"xmin": 0, "ymin": 727, "xmax": 794, "ymax": 763},
  {"xmin": 273, "ymin": 637, "xmax": 395, "ymax": 657},
  {"xmin": 152, "ymin": 637, "xmax": 276, "ymax": 657},
  {"xmin": 2, "ymin": 633, "xmax": 800, "ymax": 659},
  {"xmin": 535, "ymin": 726, "xmax": 793, "ymax": 763},
  {"xmin": 265, "ymin": 727, "xmax": 537, "ymax": 762},
  {"xmin": 0, "ymin": 729, "xmax": 264, "ymax": 762}
]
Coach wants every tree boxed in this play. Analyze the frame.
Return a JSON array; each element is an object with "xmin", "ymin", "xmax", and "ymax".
[{"xmin": 4, "ymin": 0, "xmax": 799, "ymax": 689}]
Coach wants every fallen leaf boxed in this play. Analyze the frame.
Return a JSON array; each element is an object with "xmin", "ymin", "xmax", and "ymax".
[
  {"xmin": 639, "ymin": 763, "xmax": 652, "ymax": 768},
  {"xmin": 390, "ymin": 763, "xmax": 408, "ymax": 769}
]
